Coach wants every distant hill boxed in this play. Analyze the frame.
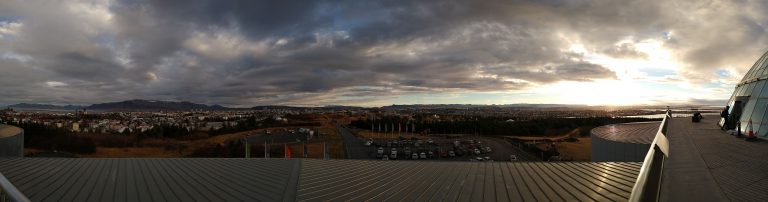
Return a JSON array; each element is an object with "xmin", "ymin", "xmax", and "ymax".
[
  {"xmin": 7, "ymin": 103, "xmax": 84, "ymax": 111},
  {"xmin": 87, "ymin": 99, "xmax": 228, "ymax": 111}
]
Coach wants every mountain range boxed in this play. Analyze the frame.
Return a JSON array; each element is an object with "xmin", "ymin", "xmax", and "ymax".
[
  {"xmin": 5, "ymin": 100, "xmax": 229, "ymax": 112},
  {"xmin": 5, "ymin": 103, "xmax": 85, "ymax": 111}
]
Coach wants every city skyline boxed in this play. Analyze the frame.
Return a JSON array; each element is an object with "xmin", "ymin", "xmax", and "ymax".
[{"xmin": 0, "ymin": 0, "xmax": 762, "ymax": 107}]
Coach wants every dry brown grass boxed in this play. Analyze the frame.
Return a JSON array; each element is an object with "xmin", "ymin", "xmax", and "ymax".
[
  {"xmin": 555, "ymin": 137, "xmax": 591, "ymax": 161},
  {"xmin": 80, "ymin": 147, "xmax": 181, "ymax": 158}
]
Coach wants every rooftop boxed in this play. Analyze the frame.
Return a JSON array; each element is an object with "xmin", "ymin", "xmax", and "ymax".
[
  {"xmin": 660, "ymin": 115, "xmax": 768, "ymax": 201},
  {"xmin": 591, "ymin": 121, "xmax": 660, "ymax": 144},
  {"xmin": 0, "ymin": 124, "xmax": 22, "ymax": 138},
  {"xmin": 0, "ymin": 158, "xmax": 641, "ymax": 201}
]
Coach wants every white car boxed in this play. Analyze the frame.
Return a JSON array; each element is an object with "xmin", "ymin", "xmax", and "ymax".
[
  {"xmin": 364, "ymin": 139, "xmax": 373, "ymax": 146},
  {"xmin": 474, "ymin": 149, "xmax": 481, "ymax": 155},
  {"xmin": 448, "ymin": 151, "xmax": 456, "ymax": 157},
  {"xmin": 390, "ymin": 150, "xmax": 398, "ymax": 159},
  {"xmin": 377, "ymin": 147, "xmax": 384, "ymax": 155},
  {"xmin": 419, "ymin": 152, "xmax": 427, "ymax": 159},
  {"xmin": 412, "ymin": 153, "xmax": 419, "ymax": 159}
]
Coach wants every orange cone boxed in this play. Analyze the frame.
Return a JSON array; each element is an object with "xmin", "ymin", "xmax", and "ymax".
[{"xmin": 747, "ymin": 119, "xmax": 758, "ymax": 141}]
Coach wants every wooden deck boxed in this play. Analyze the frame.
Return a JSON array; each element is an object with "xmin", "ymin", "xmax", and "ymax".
[{"xmin": 660, "ymin": 115, "xmax": 768, "ymax": 201}]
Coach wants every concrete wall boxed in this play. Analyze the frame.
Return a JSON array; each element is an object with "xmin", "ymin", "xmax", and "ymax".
[
  {"xmin": 591, "ymin": 134, "xmax": 650, "ymax": 162},
  {"xmin": 0, "ymin": 128, "xmax": 23, "ymax": 157}
]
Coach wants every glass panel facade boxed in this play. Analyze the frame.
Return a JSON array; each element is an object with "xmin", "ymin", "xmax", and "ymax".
[
  {"xmin": 726, "ymin": 50, "xmax": 768, "ymax": 139},
  {"xmin": 760, "ymin": 63, "xmax": 768, "ymax": 77},
  {"xmin": 737, "ymin": 85, "xmax": 747, "ymax": 96},
  {"xmin": 740, "ymin": 97, "xmax": 756, "ymax": 131},
  {"xmin": 753, "ymin": 99, "xmax": 768, "ymax": 134},
  {"xmin": 745, "ymin": 52, "xmax": 768, "ymax": 81},
  {"xmin": 760, "ymin": 82, "xmax": 768, "ymax": 98},
  {"xmin": 744, "ymin": 83, "xmax": 756, "ymax": 96},
  {"xmin": 752, "ymin": 80, "xmax": 766, "ymax": 98}
]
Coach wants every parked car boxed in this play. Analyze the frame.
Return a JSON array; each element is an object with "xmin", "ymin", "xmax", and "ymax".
[
  {"xmin": 510, "ymin": 155, "xmax": 518, "ymax": 161},
  {"xmin": 382, "ymin": 155, "xmax": 389, "ymax": 160},
  {"xmin": 364, "ymin": 139, "xmax": 373, "ymax": 146},
  {"xmin": 484, "ymin": 146, "xmax": 492, "ymax": 153},
  {"xmin": 412, "ymin": 153, "xmax": 419, "ymax": 160},
  {"xmin": 420, "ymin": 152, "xmax": 427, "ymax": 159},
  {"xmin": 390, "ymin": 150, "xmax": 398, "ymax": 159},
  {"xmin": 377, "ymin": 147, "xmax": 384, "ymax": 155},
  {"xmin": 475, "ymin": 157, "xmax": 484, "ymax": 161},
  {"xmin": 428, "ymin": 151, "xmax": 434, "ymax": 158},
  {"xmin": 474, "ymin": 148, "xmax": 481, "ymax": 155},
  {"xmin": 483, "ymin": 157, "xmax": 491, "ymax": 161},
  {"xmin": 427, "ymin": 139, "xmax": 434, "ymax": 145},
  {"xmin": 448, "ymin": 151, "xmax": 456, "ymax": 157}
]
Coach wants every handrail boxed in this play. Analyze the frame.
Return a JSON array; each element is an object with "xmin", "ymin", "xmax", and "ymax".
[
  {"xmin": 0, "ymin": 171, "xmax": 30, "ymax": 202},
  {"xmin": 628, "ymin": 110, "xmax": 672, "ymax": 202}
]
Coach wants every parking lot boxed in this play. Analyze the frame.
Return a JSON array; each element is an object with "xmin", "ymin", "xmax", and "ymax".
[{"xmin": 338, "ymin": 126, "xmax": 538, "ymax": 162}]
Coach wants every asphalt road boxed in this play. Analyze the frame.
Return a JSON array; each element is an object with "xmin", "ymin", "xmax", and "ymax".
[
  {"xmin": 474, "ymin": 136, "xmax": 539, "ymax": 161},
  {"xmin": 336, "ymin": 124, "xmax": 373, "ymax": 159}
]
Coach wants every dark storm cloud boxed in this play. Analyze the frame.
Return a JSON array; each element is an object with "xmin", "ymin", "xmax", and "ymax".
[{"xmin": 1, "ymin": 0, "xmax": 766, "ymax": 106}]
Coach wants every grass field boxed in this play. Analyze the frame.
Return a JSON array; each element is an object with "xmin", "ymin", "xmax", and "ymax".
[{"xmin": 553, "ymin": 137, "xmax": 591, "ymax": 161}]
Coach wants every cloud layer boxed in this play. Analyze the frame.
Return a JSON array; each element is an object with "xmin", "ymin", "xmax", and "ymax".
[{"xmin": 0, "ymin": 0, "xmax": 765, "ymax": 106}]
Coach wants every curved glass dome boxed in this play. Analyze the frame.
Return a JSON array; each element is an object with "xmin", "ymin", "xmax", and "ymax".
[
  {"xmin": 739, "ymin": 50, "xmax": 768, "ymax": 84},
  {"xmin": 725, "ymin": 50, "xmax": 768, "ymax": 138}
]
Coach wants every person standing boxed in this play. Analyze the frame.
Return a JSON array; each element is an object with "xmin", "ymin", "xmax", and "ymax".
[{"xmin": 721, "ymin": 106, "xmax": 730, "ymax": 130}]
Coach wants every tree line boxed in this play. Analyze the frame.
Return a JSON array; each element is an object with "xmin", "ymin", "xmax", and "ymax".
[{"xmin": 11, "ymin": 122, "xmax": 96, "ymax": 154}]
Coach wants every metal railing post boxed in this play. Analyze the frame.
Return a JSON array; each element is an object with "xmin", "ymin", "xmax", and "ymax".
[
  {"xmin": 629, "ymin": 110, "xmax": 672, "ymax": 202},
  {"xmin": 0, "ymin": 171, "xmax": 30, "ymax": 202}
]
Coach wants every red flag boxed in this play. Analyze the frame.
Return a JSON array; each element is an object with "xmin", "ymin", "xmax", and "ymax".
[{"xmin": 285, "ymin": 144, "xmax": 292, "ymax": 158}]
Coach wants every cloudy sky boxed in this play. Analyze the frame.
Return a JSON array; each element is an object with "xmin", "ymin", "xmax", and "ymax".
[{"xmin": 0, "ymin": 0, "xmax": 764, "ymax": 107}]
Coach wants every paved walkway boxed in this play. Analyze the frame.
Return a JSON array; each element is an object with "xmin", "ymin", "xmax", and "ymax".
[{"xmin": 661, "ymin": 115, "xmax": 768, "ymax": 201}]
